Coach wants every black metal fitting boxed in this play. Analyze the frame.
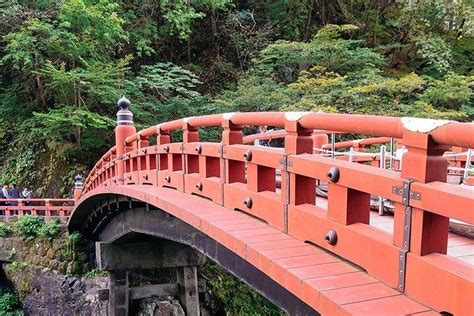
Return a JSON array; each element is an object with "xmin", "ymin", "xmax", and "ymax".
[
  {"xmin": 327, "ymin": 166, "xmax": 340, "ymax": 183},
  {"xmin": 325, "ymin": 230, "xmax": 337, "ymax": 245},
  {"xmin": 244, "ymin": 196, "xmax": 253, "ymax": 208},
  {"xmin": 244, "ymin": 150, "xmax": 252, "ymax": 162},
  {"xmin": 195, "ymin": 145, "xmax": 202, "ymax": 154}
]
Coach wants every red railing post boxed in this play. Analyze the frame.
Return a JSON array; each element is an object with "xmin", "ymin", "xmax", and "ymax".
[
  {"xmin": 115, "ymin": 97, "xmax": 136, "ymax": 185},
  {"xmin": 222, "ymin": 114, "xmax": 245, "ymax": 184},
  {"xmin": 74, "ymin": 174, "xmax": 83, "ymax": 202},
  {"xmin": 44, "ymin": 199, "xmax": 51, "ymax": 217},
  {"xmin": 285, "ymin": 113, "xmax": 315, "ymax": 231},
  {"xmin": 400, "ymin": 129, "xmax": 450, "ymax": 256},
  {"xmin": 18, "ymin": 199, "xmax": 25, "ymax": 216}
]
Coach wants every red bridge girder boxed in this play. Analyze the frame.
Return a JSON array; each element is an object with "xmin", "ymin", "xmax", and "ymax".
[{"xmin": 71, "ymin": 108, "xmax": 474, "ymax": 315}]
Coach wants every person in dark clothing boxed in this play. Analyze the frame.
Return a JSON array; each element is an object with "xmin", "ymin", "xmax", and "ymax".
[
  {"xmin": 9, "ymin": 183, "xmax": 19, "ymax": 206},
  {"xmin": 0, "ymin": 184, "xmax": 4, "ymax": 206}
]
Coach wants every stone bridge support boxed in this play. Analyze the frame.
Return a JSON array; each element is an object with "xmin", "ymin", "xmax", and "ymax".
[{"xmin": 96, "ymin": 240, "xmax": 205, "ymax": 316}]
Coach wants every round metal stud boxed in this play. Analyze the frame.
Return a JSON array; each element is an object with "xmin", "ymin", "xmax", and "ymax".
[
  {"xmin": 327, "ymin": 166, "xmax": 340, "ymax": 183},
  {"xmin": 243, "ymin": 150, "xmax": 252, "ymax": 162},
  {"xmin": 196, "ymin": 182, "xmax": 203, "ymax": 191},
  {"xmin": 165, "ymin": 176, "xmax": 171, "ymax": 183},
  {"xmin": 244, "ymin": 196, "xmax": 253, "ymax": 208},
  {"xmin": 195, "ymin": 145, "xmax": 202, "ymax": 154},
  {"xmin": 325, "ymin": 230, "xmax": 338, "ymax": 245}
]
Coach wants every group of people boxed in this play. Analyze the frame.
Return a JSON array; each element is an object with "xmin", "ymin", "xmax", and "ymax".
[{"xmin": 0, "ymin": 183, "xmax": 32, "ymax": 206}]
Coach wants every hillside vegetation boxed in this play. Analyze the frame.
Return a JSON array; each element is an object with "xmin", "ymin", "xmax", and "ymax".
[{"xmin": 0, "ymin": 0, "xmax": 472, "ymax": 195}]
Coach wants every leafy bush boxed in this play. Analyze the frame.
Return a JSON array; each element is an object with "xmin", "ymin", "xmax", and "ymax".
[
  {"xmin": 39, "ymin": 219, "xmax": 62, "ymax": 241},
  {"xmin": 84, "ymin": 268, "xmax": 107, "ymax": 279},
  {"xmin": 0, "ymin": 290, "xmax": 22, "ymax": 315},
  {"xmin": 0, "ymin": 223, "xmax": 14, "ymax": 237},
  {"xmin": 421, "ymin": 73, "xmax": 473, "ymax": 112},
  {"xmin": 14, "ymin": 216, "xmax": 44, "ymax": 242},
  {"xmin": 202, "ymin": 261, "xmax": 282, "ymax": 315}
]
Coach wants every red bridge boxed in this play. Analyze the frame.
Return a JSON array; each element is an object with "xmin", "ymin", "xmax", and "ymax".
[{"xmin": 63, "ymin": 97, "xmax": 473, "ymax": 315}]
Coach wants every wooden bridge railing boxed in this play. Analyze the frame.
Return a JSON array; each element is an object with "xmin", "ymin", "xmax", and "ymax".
[
  {"xmin": 78, "ymin": 103, "xmax": 474, "ymax": 315},
  {"xmin": 0, "ymin": 198, "xmax": 74, "ymax": 217}
]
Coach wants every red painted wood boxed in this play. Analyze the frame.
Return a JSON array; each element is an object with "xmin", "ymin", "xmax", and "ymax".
[{"xmin": 71, "ymin": 111, "xmax": 474, "ymax": 315}]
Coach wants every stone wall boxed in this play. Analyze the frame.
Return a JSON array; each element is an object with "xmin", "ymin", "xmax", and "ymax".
[
  {"xmin": 0, "ymin": 226, "xmax": 107, "ymax": 315},
  {"xmin": 3, "ymin": 265, "xmax": 107, "ymax": 315}
]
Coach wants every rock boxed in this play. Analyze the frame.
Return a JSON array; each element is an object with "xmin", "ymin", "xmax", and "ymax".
[
  {"xmin": 5, "ymin": 265, "xmax": 106, "ymax": 315},
  {"xmin": 67, "ymin": 261, "xmax": 82, "ymax": 275},
  {"xmin": 32, "ymin": 255, "xmax": 41, "ymax": 266},
  {"xmin": 40, "ymin": 257, "xmax": 50, "ymax": 267},
  {"xmin": 58, "ymin": 262, "xmax": 67, "ymax": 275},
  {"xmin": 46, "ymin": 248, "xmax": 56, "ymax": 260},
  {"xmin": 50, "ymin": 259, "xmax": 59, "ymax": 271}
]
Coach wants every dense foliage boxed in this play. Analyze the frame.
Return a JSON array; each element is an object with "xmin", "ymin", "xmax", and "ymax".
[
  {"xmin": 0, "ymin": 289, "xmax": 22, "ymax": 315},
  {"xmin": 0, "ymin": 0, "xmax": 472, "ymax": 196},
  {"xmin": 201, "ymin": 260, "xmax": 283, "ymax": 315},
  {"xmin": 0, "ymin": 2, "xmax": 472, "ymax": 312},
  {"xmin": 14, "ymin": 216, "xmax": 61, "ymax": 241}
]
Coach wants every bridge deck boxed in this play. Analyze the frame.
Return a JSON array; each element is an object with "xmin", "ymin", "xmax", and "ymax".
[
  {"xmin": 112, "ymin": 184, "xmax": 437, "ymax": 315},
  {"xmin": 314, "ymin": 198, "xmax": 474, "ymax": 267},
  {"xmin": 369, "ymin": 212, "xmax": 474, "ymax": 266}
]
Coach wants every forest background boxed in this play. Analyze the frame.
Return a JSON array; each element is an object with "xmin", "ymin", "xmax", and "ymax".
[{"xmin": 0, "ymin": 0, "xmax": 472, "ymax": 197}]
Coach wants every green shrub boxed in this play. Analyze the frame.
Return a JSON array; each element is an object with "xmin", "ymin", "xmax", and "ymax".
[
  {"xmin": 0, "ymin": 290, "xmax": 22, "ymax": 315},
  {"xmin": 14, "ymin": 216, "xmax": 44, "ymax": 242},
  {"xmin": 84, "ymin": 268, "xmax": 107, "ymax": 279},
  {"xmin": 0, "ymin": 223, "xmax": 14, "ymax": 237},
  {"xmin": 39, "ymin": 219, "xmax": 62, "ymax": 241}
]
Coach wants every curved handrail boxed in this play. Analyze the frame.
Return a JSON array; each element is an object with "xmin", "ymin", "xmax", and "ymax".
[
  {"xmin": 122, "ymin": 112, "xmax": 474, "ymax": 149},
  {"xmin": 76, "ymin": 111, "xmax": 474, "ymax": 315}
]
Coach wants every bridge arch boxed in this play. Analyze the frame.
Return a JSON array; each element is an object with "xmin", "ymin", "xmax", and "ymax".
[
  {"xmin": 70, "ymin": 187, "xmax": 318, "ymax": 315},
  {"xmin": 69, "ymin": 98, "xmax": 474, "ymax": 315}
]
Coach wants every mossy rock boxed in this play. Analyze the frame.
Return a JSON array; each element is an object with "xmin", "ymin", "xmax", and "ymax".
[{"xmin": 67, "ymin": 261, "xmax": 83, "ymax": 275}]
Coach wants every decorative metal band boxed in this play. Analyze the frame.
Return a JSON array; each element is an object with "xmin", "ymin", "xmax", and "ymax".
[
  {"xmin": 397, "ymin": 179, "xmax": 415, "ymax": 293},
  {"xmin": 117, "ymin": 109, "xmax": 134, "ymax": 126}
]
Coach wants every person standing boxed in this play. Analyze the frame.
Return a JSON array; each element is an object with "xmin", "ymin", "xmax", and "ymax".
[
  {"xmin": 0, "ymin": 184, "xmax": 5, "ymax": 206},
  {"xmin": 2, "ymin": 184, "xmax": 9, "ymax": 199},
  {"xmin": 22, "ymin": 188, "xmax": 32, "ymax": 206},
  {"xmin": 9, "ymin": 183, "xmax": 19, "ymax": 206},
  {"xmin": 2, "ymin": 184, "xmax": 10, "ymax": 206}
]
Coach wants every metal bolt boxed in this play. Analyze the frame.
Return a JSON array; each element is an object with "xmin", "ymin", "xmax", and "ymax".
[
  {"xmin": 164, "ymin": 145, "xmax": 169, "ymax": 152},
  {"xmin": 243, "ymin": 150, "xmax": 252, "ymax": 162},
  {"xmin": 143, "ymin": 175, "xmax": 148, "ymax": 181},
  {"xmin": 165, "ymin": 176, "xmax": 171, "ymax": 183},
  {"xmin": 195, "ymin": 145, "xmax": 202, "ymax": 154},
  {"xmin": 196, "ymin": 182, "xmax": 203, "ymax": 191},
  {"xmin": 325, "ymin": 230, "xmax": 338, "ymax": 245},
  {"xmin": 244, "ymin": 196, "xmax": 253, "ymax": 208},
  {"xmin": 327, "ymin": 166, "xmax": 340, "ymax": 183}
]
